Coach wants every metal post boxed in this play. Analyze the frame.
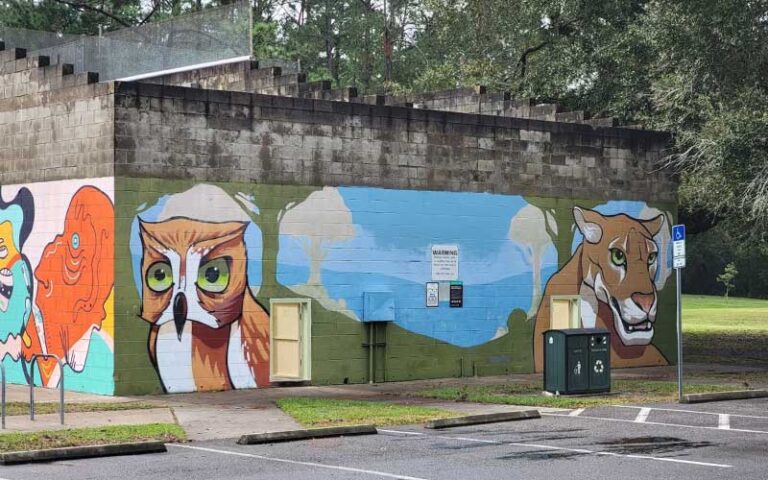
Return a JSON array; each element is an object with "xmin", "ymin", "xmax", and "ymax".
[
  {"xmin": 29, "ymin": 360, "xmax": 35, "ymax": 421},
  {"xmin": 29, "ymin": 354, "xmax": 65, "ymax": 425},
  {"xmin": 1, "ymin": 363, "xmax": 5, "ymax": 429},
  {"xmin": 676, "ymin": 267, "xmax": 683, "ymax": 402},
  {"xmin": 60, "ymin": 362, "xmax": 65, "ymax": 426},
  {"xmin": 368, "ymin": 322, "xmax": 375, "ymax": 384}
]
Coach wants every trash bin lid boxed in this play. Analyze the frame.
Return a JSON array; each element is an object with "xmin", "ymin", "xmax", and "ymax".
[{"xmin": 542, "ymin": 328, "xmax": 610, "ymax": 336}]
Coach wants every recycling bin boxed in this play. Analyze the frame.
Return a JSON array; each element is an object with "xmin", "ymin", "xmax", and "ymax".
[{"xmin": 543, "ymin": 328, "xmax": 611, "ymax": 394}]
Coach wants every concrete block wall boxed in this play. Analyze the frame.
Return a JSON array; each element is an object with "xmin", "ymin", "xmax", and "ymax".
[
  {"xmin": 112, "ymin": 82, "xmax": 674, "ymax": 202},
  {"xmin": 0, "ymin": 46, "xmax": 114, "ymax": 185},
  {"xmin": 108, "ymin": 81, "xmax": 677, "ymax": 394},
  {"xmin": 0, "ymin": 46, "xmax": 116, "ymax": 394},
  {"xmin": 0, "ymin": 48, "xmax": 678, "ymax": 395}
]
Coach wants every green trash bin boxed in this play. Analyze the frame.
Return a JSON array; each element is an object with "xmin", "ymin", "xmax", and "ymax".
[{"xmin": 543, "ymin": 328, "xmax": 611, "ymax": 395}]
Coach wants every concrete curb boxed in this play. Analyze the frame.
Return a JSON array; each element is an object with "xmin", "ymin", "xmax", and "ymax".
[
  {"xmin": 682, "ymin": 389, "xmax": 768, "ymax": 404},
  {"xmin": 0, "ymin": 441, "xmax": 167, "ymax": 465},
  {"xmin": 237, "ymin": 425, "xmax": 378, "ymax": 445},
  {"xmin": 425, "ymin": 410, "xmax": 541, "ymax": 429}
]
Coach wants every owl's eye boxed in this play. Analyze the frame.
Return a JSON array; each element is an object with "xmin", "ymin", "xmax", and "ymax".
[
  {"xmin": 647, "ymin": 252, "xmax": 658, "ymax": 265},
  {"xmin": 146, "ymin": 261, "xmax": 173, "ymax": 292},
  {"xmin": 71, "ymin": 233, "xmax": 80, "ymax": 250},
  {"xmin": 197, "ymin": 257, "xmax": 231, "ymax": 294}
]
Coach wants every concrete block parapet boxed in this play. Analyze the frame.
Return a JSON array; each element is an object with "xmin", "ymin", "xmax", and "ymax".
[{"xmin": 112, "ymin": 80, "xmax": 674, "ymax": 203}]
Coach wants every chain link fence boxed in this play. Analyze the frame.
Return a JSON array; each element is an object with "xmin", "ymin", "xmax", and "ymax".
[{"xmin": 1, "ymin": 1, "xmax": 252, "ymax": 81}]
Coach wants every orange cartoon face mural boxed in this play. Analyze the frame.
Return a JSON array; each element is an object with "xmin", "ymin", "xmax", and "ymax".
[
  {"xmin": 30, "ymin": 187, "xmax": 114, "ymax": 383},
  {"xmin": 0, "ymin": 182, "xmax": 115, "ymax": 393}
]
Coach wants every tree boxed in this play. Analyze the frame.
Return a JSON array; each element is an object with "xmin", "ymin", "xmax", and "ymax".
[
  {"xmin": 717, "ymin": 262, "xmax": 738, "ymax": 300},
  {"xmin": 279, "ymin": 187, "xmax": 355, "ymax": 285},
  {"xmin": 508, "ymin": 205, "xmax": 555, "ymax": 316},
  {"xmin": 229, "ymin": 183, "xmax": 321, "ymax": 297}
]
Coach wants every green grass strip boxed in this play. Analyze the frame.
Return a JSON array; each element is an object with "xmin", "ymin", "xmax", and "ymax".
[
  {"xmin": 415, "ymin": 380, "xmax": 736, "ymax": 409},
  {"xmin": 3, "ymin": 401, "xmax": 157, "ymax": 417},
  {"xmin": 0, "ymin": 423, "xmax": 185, "ymax": 453},
  {"xmin": 276, "ymin": 397, "xmax": 458, "ymax": 427}
]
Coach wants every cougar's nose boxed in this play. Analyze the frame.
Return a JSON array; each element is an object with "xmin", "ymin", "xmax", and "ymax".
[
  {"xmin": 631, "ymin": 292, "xmax": 655, "ymax": 314},
  {"xmin": 173, "ymin": 292, "xmax": 188, "ymax": 340}
]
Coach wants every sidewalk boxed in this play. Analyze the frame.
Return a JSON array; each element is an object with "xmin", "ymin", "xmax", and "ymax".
[
  {"xmin": 0, "ymin": 363, "xmax": 762, "ymax": 439},
  {"xmin": 0, "ymin": 408, "xmax": 175, "ymax": 432}
]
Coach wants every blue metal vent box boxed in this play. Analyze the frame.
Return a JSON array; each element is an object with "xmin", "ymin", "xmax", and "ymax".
[{"xmin": 363, "ymin": 292, "xmax": 395, "ymax": 323}]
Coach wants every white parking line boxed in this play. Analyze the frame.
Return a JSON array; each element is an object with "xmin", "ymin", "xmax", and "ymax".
[
  {"xmin": 719, "ymin": 414, "xmax": 730, "ymax": 430},
  {"xmin": 634, "ymin": 408, "xmax": 652, "ymax": 423},
  {"xmin": 379, "ymin": 429, "xmax": 731, "ymax": 469},
  {"xmin": 613, "ymin": 404, "xmax": 768, "ymax": 420},
  {"xmin": 169, "ymin": 444, "xmax": 431, "ymax": 480},
  {"xmin": 569, "ymin": 408, "xmax": 586, "ymax": 417},
  {"xmin": 544, "ymin": 412, "xmax": 768, "ymax": 434}
]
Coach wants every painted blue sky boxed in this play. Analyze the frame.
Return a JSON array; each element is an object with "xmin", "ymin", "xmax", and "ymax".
[
  {"xmin": 278, "ymin": 187, "xmax": 556, "ymax": 347},
  {"xmin": 129, "ymin": 186, "xmax": 664, "ymax": 349}
]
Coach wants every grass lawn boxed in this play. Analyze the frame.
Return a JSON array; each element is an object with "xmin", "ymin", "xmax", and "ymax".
[
  {"xmin": 682, "ymin": 294, "xmax": 768, "ymax": 366},
  {"xmin": 0, "ymin": 423, "xmax": 185, "ymax": 453},
  {"xmin": 682, "ymin": 294, "xmax": 768, "ymax": 334},
  {"xmin": 276, "ymin": 397, "xmax": 458, "ymax": 427},
  {"xmin": 415, "ymin": 380, "xmax": 736, "ymax": 409},
  {"xmin": 3, "ymin": 401, "xmax": 157, "ymax": 417}
]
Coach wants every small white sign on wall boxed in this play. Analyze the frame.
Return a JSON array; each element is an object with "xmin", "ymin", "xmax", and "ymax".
[
  {"xmin": 431, "ymin": 244, "xmax": 459, "ymax": 281},
  {"xmin": 426, "ymin": 282, "xmax": 439, "ymax": 307}
]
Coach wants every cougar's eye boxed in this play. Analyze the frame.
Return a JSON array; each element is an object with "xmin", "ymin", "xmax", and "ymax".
[
  {"xmin": 610, "ymin": 248, "xmax": 626, "ymax": 266},
  {"xmin": 647, "ymin": 252, "xmax": 658, "ymax": 265},
  {"xmin": 197, "ymin": 257, "xmax": 231, "ymax": 294},
  {"xmin": 146, "ymin": 261, "xmax": 173, "ymax": 292}
]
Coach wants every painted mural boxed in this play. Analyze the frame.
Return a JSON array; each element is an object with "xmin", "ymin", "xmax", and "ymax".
[
  {"xmin": 0, "ymin": 179, "xmax": 115, "ymax": 394},
  {"xmin": 132, "ymin": 185, "xmax": 269, "ymax": 393},
  {"xmin": 533, "ymin": 207, "xmax": 670, "ymax": 371},
  {"xmin": 128, "ymin": 181, "xmax": 675, "ymax": 393}
]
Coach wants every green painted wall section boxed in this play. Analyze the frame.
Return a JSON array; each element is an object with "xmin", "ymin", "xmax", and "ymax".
[{"xmin": 113, "ymin": 176, "xmax": 677, "ymax": 395}]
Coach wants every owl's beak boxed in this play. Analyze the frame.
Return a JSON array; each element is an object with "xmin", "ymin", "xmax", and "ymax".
[{"xmin": 173, "ymin": 292, "xmax": 188, "ymax": 340}]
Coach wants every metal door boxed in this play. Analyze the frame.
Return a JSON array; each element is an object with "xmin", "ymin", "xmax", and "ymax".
[
  {"xmin": 566, "ymin": 336, "xmax": 589, "ymax": 392},
  {"xmin": 588, "ymin": 333, "xmax": 611, "ymax": 391},
  {"xmin": 551, "ymin": 297, "xmax": 580, "ymax": 330},
  {"xmin": 270, "ymin": 300, "xmax": 311, "ymax": 381}
]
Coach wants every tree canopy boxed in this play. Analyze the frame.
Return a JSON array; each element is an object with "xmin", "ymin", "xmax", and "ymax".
[{"xmin": 4, "ymin": 0, "xmax": 768, "ymax": 292}]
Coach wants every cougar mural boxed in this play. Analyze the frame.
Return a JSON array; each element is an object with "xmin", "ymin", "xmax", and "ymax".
[{"xmin": 533, "ymin": 207, "xmax": 669, "ymax": 371}]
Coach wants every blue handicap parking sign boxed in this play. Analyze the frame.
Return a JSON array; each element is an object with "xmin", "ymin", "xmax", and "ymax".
[{"xmin": 672, "ymin": 224, "xmax": 685, "ymax": 242}]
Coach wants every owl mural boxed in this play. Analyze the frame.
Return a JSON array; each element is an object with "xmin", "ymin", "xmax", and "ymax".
[{"xmin": 135, "ymin": 185, "xmax": 269, "ymax": 393}]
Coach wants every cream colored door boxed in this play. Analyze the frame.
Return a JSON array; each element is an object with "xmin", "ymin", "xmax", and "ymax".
[
  {"xmin": 551, "ymin": 299, "xmax": 571, "ymax": 330},
  {"xmin": 270, "ymin": 299, "xmax": 311, "ymax": 381},
  {"xmin": 272, "ymin": 302, "xmax": 302, "ymax": 379},
  {"xmin": 551, "ymin": 297, "xmax": 580, "ymax": 330}
]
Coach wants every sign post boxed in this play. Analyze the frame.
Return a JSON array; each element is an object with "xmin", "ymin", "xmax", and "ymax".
[{"xmin": 672, "ymin": 224, "xmax": 686, "ymax": 402}]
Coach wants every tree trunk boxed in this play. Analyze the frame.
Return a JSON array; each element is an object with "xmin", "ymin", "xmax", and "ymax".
[
  {"xmin": 258, "ymin": 207, "xmax": 281, "ymax": 295},
  {"xmin": 383, "ymin": 6, "xmax": 393, "ymax": 91},
  {"xmin": 306, "ymin": 239, "xmax": 326, "ymax": 286},
  {"xmin": 324, "ymin": 3, "xmax": 336, "ymax": 82},
  {"xmin": 528, "ymin": 249, "xmax": 543, "ymax": 318}
]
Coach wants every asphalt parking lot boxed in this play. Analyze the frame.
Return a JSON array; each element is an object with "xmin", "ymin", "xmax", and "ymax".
[{"xmin": 3, "ymin": 398, "xmax": 768, "ymax": 480}]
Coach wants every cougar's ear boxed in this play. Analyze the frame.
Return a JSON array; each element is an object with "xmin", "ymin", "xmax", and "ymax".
[
  {"xmin": 642, "ymin": 214, "xmax": 665, "ymax": 237},
  {"xmin": 573, "ymin": 207, "xmax": 603, "ymax": 244}
]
